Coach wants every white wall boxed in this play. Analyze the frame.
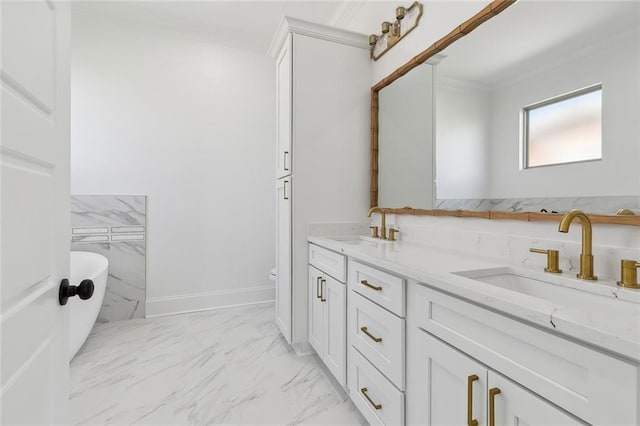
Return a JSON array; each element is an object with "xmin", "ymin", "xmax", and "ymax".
[
  {"xmin": 71, "ymin": 11, "xmax": 276, "ymax": 315},
  {"xmin": 368, "ymin": 1, "xmax": 490, "ymax": 84}
]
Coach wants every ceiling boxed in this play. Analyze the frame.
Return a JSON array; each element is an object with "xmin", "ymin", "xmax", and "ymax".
[
  {"xmin": 72, "ymin": 1, "xmax": 398, "ymax": 52},
  {"xmin": 72, "ymin": 1, "xmax": 639, "ymax": 79},
  {"xmin": 437, "ymin": 1, "xmax": 640, "ymax": 86}
]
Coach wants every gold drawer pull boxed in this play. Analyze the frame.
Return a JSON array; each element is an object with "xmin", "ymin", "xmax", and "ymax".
[
  {"xmin": 360, "ymin": 279, "xmax": 382, "ymax": 291},
  {"xmin": 320, "ymin": 279, "xmax": 326, "ymax": 302},
  {"xmin": 360, "ymin": 387, "xmax": 382, "ymax": 410},
  {"xmin": 489, "ymin": 387, "xmax": 501, "ymax": 426},
  {"xmin": 467, "ymin": 375, "xmax": 479, "ymax": 426},
  {"xmin": 360, "ymin": 326, "xmax": 382, "ymax": 343}
]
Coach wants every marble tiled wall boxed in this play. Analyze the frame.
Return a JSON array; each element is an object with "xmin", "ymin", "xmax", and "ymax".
[
  {"xmin": 436, "ymin": 195, "xmax": 640, "ymax": 215},
  {"xmin": 392, "ymin": 214, "xmax": 640, "ymax": 282},
  {"xmin": 71, "ymin": 195, "xmax": 146, "ymax": 323}
]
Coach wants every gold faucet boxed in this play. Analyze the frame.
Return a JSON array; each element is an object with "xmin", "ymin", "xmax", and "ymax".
[
  {"xmin": 558, "ymin": 210, "xmax": 597, "ymax": 280},
  {"xmin": 367, "ymin": 206, "xmax": 387, "ymax": 240}
]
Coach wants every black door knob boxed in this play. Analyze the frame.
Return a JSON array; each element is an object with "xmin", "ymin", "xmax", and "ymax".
[{"xmin": 59, "ymin": 278, "xmax": 95, "ymax": 306}]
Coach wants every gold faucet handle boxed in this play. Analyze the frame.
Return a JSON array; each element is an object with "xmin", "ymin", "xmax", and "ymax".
[
  {"xmin": 388, "ymin": 228, "xmax": 400, "ymax": 241},
  {"xmin": 530, "ymin": 248, "xmax": 562, "ymax": 273},
  {"xmin": 617, "ymin": 259, "xmax": 640, "ymax": 289},
  {"xmin": 369, "ymin": 226, "xmax": 380, "ymax": 239}
]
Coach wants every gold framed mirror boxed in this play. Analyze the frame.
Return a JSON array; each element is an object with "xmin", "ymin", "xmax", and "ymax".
[{"xmin": 370, "ymin": 0, "xmax": 640, "ymax": 226}]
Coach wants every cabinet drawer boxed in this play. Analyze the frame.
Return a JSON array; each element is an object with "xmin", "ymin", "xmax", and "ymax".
[
  {"xmin": 349, "ymin": 260, "xmax": 405, "ymax": 316},
  {"xmin": 350, "ymin": 291, "xmax": 405, "ymax": 389},
  {"xmin": 411, "ymin": 283, "xmax": 639, "ymax": 426},
  {"xmin": 309, "ymin": 244, "xmax": 345, "ymax": 282},
  {"xmin": 349, "ymin": 347, "xmax": 404, "ymax": 426}
]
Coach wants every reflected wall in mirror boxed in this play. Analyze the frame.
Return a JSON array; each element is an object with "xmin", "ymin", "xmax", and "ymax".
[
  {"xmin": 378, "ymin": 64, "xmax": 434, "ymax": 209},
  {"xmin": 436, "ymin": 0, "xmax": 639, "ymax": 202},
  {"xmin": 372, "ymin": 0, "xmax": 640, "ymax": 217}
]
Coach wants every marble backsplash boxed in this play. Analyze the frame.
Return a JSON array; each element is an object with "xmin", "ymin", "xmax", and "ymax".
[
  {"xmin": 390, "ymin": 214, "xmax": 640, "ymax": 283},
  {"xmin": 435, "ymin": 195, "xmax": 640, "ymax": 215},
  {"xmin": 71, "ymin": 195, "xmax": 146, "ymax": 322}
]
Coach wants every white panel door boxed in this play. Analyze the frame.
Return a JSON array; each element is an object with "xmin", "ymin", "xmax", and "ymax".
[
  {"xmin": 323, "ymin": 276, "xmax": 345, "ymax": 387},
  {"xmin": 407, "ymin": 329, "xmax": 487, "ymax": 426},
  {"xmin": 488, "ymin": 372, "xmax": 585, "ymax": 426},
  {"xmin": 275, "ymin": 34, "xmax": 292, "ymax": 179},
  {"xmin": 1, "ymin": 1, "xmax": 70, "ymax": 423},
  {"xmin": 275, "ymin": 178, "xmax": 291, "ymax": 342}
]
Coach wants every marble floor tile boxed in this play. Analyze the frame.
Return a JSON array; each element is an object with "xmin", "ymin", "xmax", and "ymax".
[{"xmin": 70, "ymin": 304, "xmax": 366, "ymax": 425}]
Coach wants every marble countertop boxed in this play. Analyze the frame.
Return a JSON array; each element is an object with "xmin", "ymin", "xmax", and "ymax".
[{"xmin": 308, "ymin": 235, "xmax": 640, "ymax": 362}]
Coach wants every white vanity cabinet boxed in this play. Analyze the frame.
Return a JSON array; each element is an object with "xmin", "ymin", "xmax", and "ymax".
[
  {"xmin": 407, "ymin": 283, "xmax": 639, "ymax": 426},
  {"xmin": 309, "ymin": 237, "xmax": 640, "ymax": 425},
  {"xmin": 347, "ymin": 259, "xmax": 406, "ymax": 425},
  {"xmin": 308, "ymin": 244, "xmax": 347, "ymax": 387},
  {"xmin": 270, "ymin": 18, "xmax": 370, "ymax": 351},
  {"xmin": 408, "ymin": 329, "xmax": 585, "ymax": 426}
]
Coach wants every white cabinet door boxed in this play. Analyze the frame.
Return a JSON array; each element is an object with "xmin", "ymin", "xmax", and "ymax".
[
  {"xmin": 1, "ymin": 1, "xmax": 70, "ymax": 423},
  {"xmin": 408, "ymin": 328, "xmax": 585, "ymax": 426},
  {"xmin": 275, "ymin": 33, "xmax": 292, "ymax": 179},
  {"xmin": 407, "ymin": 329, "xmax": 487, "ymax": 426},
  {"xmin": 308, "ymin": 267, "xmax": 346, "ymax": 388},
  {"xmin": 308, "ymin": 266, "xmax": 323, "ymax": 354},
  {"xmin": 488, "ymin": 373, "xmax": 585, "ymax": 426},
  {"xmin": 275, "ymin": 178, "xmax": 291, "ymax": 342},
  {"xmin": 324, "ymin": 276, "xmax": 346, "ymax": 387}
]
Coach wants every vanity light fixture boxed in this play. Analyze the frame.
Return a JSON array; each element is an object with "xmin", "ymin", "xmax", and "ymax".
[{"xmin": 369, "ymin": 2, "xmax": 423, "ymax": 61}]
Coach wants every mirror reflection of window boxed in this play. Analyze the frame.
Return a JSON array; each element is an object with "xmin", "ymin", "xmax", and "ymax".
[{"xmin": 524, "ymin": 85, "xmax": 602, "ymax": 168}]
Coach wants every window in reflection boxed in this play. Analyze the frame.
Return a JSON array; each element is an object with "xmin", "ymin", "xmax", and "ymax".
[{"xmin": 524, "ymin": 85, "xmax": 602, "ymax": 168}]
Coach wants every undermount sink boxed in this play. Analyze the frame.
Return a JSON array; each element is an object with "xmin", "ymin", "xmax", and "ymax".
[
  {"xmin": 328, "ymin": 235, "xmax": 391, "ymax": 246},
  {"xmin": 453, "ymin": 267, "xmax": 640, "ymax": 318}
]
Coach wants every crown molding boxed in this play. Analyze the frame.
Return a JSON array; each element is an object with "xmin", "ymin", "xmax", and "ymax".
[{"xmin": 268, "ymin": 16, "xmax": 369, "ymax": 58}]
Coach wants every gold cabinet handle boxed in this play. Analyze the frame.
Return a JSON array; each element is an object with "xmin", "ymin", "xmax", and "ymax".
[
  {"xmin": 283, "ymin": 180, "xmax": 289, "ymax": 200},
  {"xmin": 360, "ymin": 279, "xmax": 382, "ymax": 291},
  {"xmin": 360, "ymin": 387, "xmax": 382, "ymax": 410},
  {"xmin": 320, "ymin": 279, "xmax": 326, "ymax": 302},
  {"xmin": 360, "ymin": 326, "xmax": 382, "ymax": 343},
  {"xmin": 283, "ymin": 151, "xmax": 289, "ymax": 171},
  {"xmin": 489, "ymin": 387, "xmax": 501, "ymax": 426},
  {"xmin": 316, "ymin": 276, "xmax": 322, "ymax": 299},
  {"xmin": 467, "ymin": 375, "xmax": 479, "ymax": 426}
]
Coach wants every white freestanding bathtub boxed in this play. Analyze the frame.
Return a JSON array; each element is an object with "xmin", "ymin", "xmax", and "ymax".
[{"xmin": 69, "ymin": 251, "xmax": 109, "ymax": 361}]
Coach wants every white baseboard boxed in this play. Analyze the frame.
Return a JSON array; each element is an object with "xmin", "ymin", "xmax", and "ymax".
[{"xmin": 146, "ymin": 285, "xmax": 275, "ymax": 318}]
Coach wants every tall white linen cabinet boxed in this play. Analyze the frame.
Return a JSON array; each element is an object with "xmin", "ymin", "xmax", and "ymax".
[{"xmin": 269, "ymin": 18, "xmax": 370, "ymax": 354}]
